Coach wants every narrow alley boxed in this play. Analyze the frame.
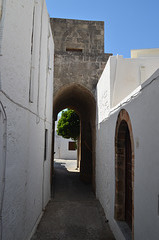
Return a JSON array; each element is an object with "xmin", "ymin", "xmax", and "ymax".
[{"xmin": 31, "ymin": 159, "xmax": 115, "ymax": 240}]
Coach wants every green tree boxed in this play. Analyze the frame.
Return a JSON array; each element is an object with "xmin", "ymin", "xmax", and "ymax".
[{"xmin": 57, "ymin": 109, "xmax": 80, "ymax": 140}]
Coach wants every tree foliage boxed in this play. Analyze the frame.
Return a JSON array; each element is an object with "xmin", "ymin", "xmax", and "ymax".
[{"xmin": 57, "ymin": 109, "xmax": 80, "ymax": 140}]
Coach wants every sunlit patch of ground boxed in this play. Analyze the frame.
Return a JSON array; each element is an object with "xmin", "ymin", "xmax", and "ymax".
[{"xmin": 54, "ymin": 159, "xmax": 80, "ymax": 172}]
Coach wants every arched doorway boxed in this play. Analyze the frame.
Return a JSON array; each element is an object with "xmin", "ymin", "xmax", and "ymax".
[
  {"xmin": 52, "ymin": 83, "xmax": 96, "ymax": 191},
  {"xmin": 115, "ymin": 109, "xmax": 134, "ymax": 235}
]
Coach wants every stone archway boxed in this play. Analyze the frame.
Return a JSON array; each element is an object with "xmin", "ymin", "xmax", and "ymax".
[
  {"xmin": 114, "ymin": 109, "xmax": 134, "ymax": 236},
  {"xmin": 52, "ymin": 83, "xmax": 96, "ymax": 191}
]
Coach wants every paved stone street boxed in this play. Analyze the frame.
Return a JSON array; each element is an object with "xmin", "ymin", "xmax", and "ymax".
[{"xmin": 31, "ymin": 159, "xmax": 115, "ymax": 240}]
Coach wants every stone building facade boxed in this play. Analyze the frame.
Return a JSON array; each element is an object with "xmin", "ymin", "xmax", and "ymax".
[
  {"xmin": 50, "ymin": 18, "xmax": 112, "ymax": 98},
  {"xmin": 50, "ymin": 18, "xmax": 112, "ymax": 188}
]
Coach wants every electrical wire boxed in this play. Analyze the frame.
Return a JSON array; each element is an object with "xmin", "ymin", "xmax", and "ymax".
[{"xmin": 0, "ymin": 90, "xmax": 52, "ymax": 125}]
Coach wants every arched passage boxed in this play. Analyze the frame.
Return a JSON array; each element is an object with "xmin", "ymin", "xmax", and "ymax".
[
  {"xmin": 115, "ymin": 109, "xmax": 134, "ymax": 234},
  {"xmin": 52, "ymin": 83, "xmax": 96, "ymax": 190}
]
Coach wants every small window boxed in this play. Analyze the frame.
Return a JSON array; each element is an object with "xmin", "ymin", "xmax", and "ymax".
[
  {"xmin": 68, "ymin": 142, "xmax": 76, "ymax": 151},
  {"xmin": 44, "ymin": 129, "xmax": 48, "ymax": 160},
  {"xmin": 66, "ymin": 48, "xmax": 83, "ymax": 53}
]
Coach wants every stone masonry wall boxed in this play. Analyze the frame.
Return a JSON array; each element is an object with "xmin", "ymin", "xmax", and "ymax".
[{"xmin": 50, "ymin": 18, "xmax": 112, "ymax": 96}]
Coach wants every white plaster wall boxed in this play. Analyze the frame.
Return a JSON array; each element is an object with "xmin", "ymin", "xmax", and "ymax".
[
  {"xmin": 107, "ymin": 55, "xmax": 159, "ymax": 108},
  {"xmin": 54, "ymin": 119, "xmax": 77, "ymax": 160},
  {"xmin": 96, "ymin": 56, "xmax": 117, "ymax": 123},
  {"xmin": 96, "ymin": 69, "xmax": 159, "ymax": 240},
  {"xmin": 0, "ymin": 1, "xmax": 54, "ymax": 240},
  {"xmin": 54, "ymin": 133, "xmax": 77, "ymax": 160},
  {"xmin": 96, "ymin": 61, "xmax": 110, "ymax": 124}
]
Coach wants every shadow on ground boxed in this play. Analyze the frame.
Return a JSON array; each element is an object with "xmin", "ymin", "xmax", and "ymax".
[{"xmin": 31, "ymin": 159, "xmax": 115, "ymax": 240}]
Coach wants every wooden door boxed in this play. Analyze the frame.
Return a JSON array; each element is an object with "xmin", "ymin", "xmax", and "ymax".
[{"xmin": 125, "ymin": 127, "xmax": 132, "ymax": 229}]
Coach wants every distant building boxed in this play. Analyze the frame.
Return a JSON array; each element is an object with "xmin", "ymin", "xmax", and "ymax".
[{"xmin": 54, "ymin": 116, "xmax": 77, "ymax": 160}]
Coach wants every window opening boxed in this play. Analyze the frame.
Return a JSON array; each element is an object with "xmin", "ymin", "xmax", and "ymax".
[
  {"xmin": 29, "ymin": 5, "xmax": 35, "ymax": 103},
  {"xmin": 30, "ymin": 7, "xmax": 35, "ymax": 55},
  {"xmin": 66, "ymin": 48, "xmax": 83, "ymax": 53},
  {"xmin": 68, "ymin": 141, "xmax": 76, "ymax": 151}
]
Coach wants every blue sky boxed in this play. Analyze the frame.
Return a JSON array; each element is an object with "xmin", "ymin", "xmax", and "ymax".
[{"xmin": 45, "ymin": 0, "xmax": 159, "ymax": 58}]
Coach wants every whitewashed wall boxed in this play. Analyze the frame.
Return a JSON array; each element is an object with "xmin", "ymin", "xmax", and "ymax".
[
  {"xmin": 0, "ymin": 1, "xmax": 54, "ymax": 240},
  {"xmin": 54, "ymin": 118, "xmax": 77, "ymax": 160},
  {"xmin": 96, "ymin": 66, "xmax": 159, "ymax": 240},
  {"xmin": 98, "ymin": 55, "xmax": 159, "ymax": 113}
]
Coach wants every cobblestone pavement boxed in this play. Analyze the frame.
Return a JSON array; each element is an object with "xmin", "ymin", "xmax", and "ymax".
[{"xmin": 31, "ymin": 159, "xmax": 115, "ymax": 240}]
